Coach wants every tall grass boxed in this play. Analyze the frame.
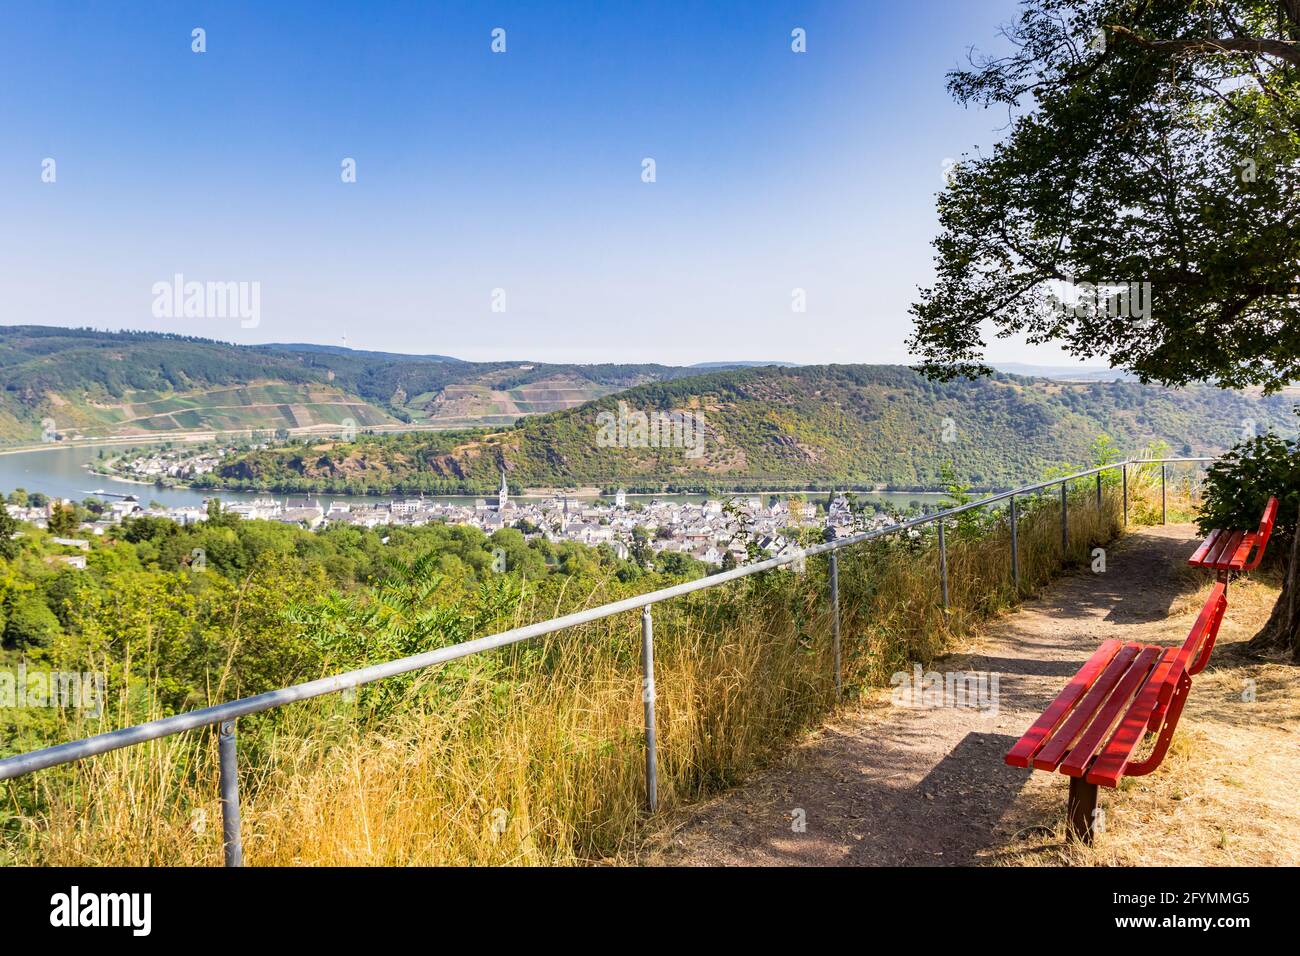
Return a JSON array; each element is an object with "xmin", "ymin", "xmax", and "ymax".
[
  {"xmin": 1125, "ymin": 457, "xmax": 1207, "ymax": 525},
  {"xmin": 3, "ymin": 482, "xmax": 1155, "ymax": 866}
]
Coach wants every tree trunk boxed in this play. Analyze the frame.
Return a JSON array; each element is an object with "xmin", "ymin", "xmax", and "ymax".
[{"xmin": 1248, "ymin": 529, "xmax": 1300, "ymax": 660}]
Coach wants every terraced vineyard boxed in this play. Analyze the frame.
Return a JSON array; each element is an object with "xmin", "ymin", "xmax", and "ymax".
[
  {"xmin": 48, "ymin": 383, "xmax": 398, "ymax": 438},
  {"xmin": 407, "ymin": 373, "xmax": 622, "ymax": 426}
]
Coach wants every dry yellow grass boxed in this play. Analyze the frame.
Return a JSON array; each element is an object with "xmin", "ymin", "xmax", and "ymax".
[
  {"xmin": 986, "ymin": 572, "xmax": 1300, "ymax": 867},
  {"xmin": 2, "ymin": 487, "xmax": 1133, "ymax": 866}
]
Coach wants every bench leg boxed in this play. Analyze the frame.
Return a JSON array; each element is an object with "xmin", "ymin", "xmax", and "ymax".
[{"xmin": 1067, "ymin": 777, "xmax": 1098, "ymax": 844}]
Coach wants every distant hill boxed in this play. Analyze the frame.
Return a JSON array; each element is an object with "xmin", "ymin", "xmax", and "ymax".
[
  {"xmin": 991, "ymin": 362, "xmax": 1138, "ymax": 382},
  {"xmin": 689, "ymin": 361, "xmax": 801, "ymax": 369},
  {"xmin": 0, "ymin": 326, "xmax": 394, "ymax": 440},
  {"xmin": 200, "ymin": 364, "xmax": 1297, "ymax": 496},
  {"xmin": 0, "ymin": 327, "xmax": 720, "ymax": 441},
  {"xmin": 255, "ymin": 343, "xmax": 465, "ymax": 363}
]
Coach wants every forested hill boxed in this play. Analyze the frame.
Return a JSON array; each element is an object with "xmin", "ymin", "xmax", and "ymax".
[
  {"xmin": 203, "ymin": 364, "xmax": 1298, "ymax": 495},
  {"xmin": 0, "ymin": 327, "xmax": 714, "ymax": 440}
]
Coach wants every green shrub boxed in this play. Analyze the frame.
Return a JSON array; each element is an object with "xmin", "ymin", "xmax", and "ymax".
[
  {"xmin": 1197, "ymin": 434, "xmax": 1300, "ymax": 551},
  {"xmin": 3, "ymin": 593, "xmax": 61, "ymax": 649}
]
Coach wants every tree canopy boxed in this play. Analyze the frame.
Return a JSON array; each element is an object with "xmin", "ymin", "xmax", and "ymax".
[{"xmin": 910, "ymin": 0, "xmax": 1300, "ymax": 392}]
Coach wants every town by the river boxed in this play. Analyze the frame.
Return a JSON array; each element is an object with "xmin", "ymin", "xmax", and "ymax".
[{"xmin": 0, "ymin": 441, "xmax": 947, "ymax": 568}]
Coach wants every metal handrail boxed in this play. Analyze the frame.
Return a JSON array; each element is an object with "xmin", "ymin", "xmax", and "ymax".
[{"xmin": 0, "ymin": 455, "xmax": 1214, "ymax": 864}]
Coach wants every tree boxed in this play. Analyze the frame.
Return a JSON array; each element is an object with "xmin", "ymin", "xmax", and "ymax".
[
  {"xmin": 1199, "ymin": 434, "xmax": 1300, "ymax": 655},
  {"xmin": 206, "ymin": 497, "xmax": 242, "ymax": 529},
  {"xmin": 655, "ymin": 551, "xmax": 706, "ymax": 579},
  {"xmin": 0, "ymin": 501, "xmax": 20, "ymax": 560},
  {"xmin": 630, "ymin": 526, "xmax": 653, "ymax": 568},
  {"xmin": 911, "ymin": 0, "xmax": 1299, "ymax": 392},
  {"xmin": 911, "ymin": 0, "xmax": 1300, "ymax": 658},
  {"xmin": 47, "ymin": 502, "xmax": 80, "ymax": 537},
  {"xmin": 3, "ymin": 593, "xmax": 60, "ymax": 649}
]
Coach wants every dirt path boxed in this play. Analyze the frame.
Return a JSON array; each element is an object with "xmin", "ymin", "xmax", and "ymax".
[{"xmin": 644, "ymin": 524, "xmax": 1297, "ymax": 866}]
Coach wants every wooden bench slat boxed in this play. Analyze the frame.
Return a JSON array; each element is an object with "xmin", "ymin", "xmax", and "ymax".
[
  {"xmin": 1031, "ymin": 643, "xmax": 1142, "ymax": 771},
  {"xmin": 1211, "ymin": 530, "xmax": 1246, "ymax": 570},
  {"xmin": 1203, "ymin": 529, "xmax": 1239, "ymax": 569},
  {"xmin": 1060, "ymin": 645, "xmax": 1164, "ymax": 777},
  {"xmin": 1200, "ymin": 529, "xmax": 1234, "ymax": 568},
  {"xmin": 1201, "ymin": 531, "xmax": 1229, "ymax": 567},
  {"xmin": 1228, "ymin": 531, "xmax": 1258, "ymax": 570},
  {"xmin": 1004, "ymin": 639, "xmax": 1122, "ymax": 769},
  {"xmin": 1187, "ymin": 586, "xmax": 1228, "ymax": 678},
  {"xmin": 1086, "ymin": 648, "xmax": 1180, "ymax": 787},
  {"xmin": 1188, "ymin": 529, "xmax": 1221, "ymax": 566}
]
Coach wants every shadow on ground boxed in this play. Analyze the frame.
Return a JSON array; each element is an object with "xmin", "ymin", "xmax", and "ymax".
[{"xmin": 645, "ymin": 525, "xmax": 1226, "ymax": 867}]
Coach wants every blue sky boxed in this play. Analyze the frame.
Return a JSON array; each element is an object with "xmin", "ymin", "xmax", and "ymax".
[{"xmin": 0, "ymin": 0, "xmax": 1072, "ymax": 366}]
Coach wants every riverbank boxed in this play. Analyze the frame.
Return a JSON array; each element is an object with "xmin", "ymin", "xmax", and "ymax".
[{"xmin": 0, "ymin": 440, "xmax": 952, "ymax": 512}]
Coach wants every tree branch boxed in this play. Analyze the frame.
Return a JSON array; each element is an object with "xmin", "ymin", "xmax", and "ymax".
[{"xmin": 1108, "ymin": 23, "xmax": 1300, "ymax": 67}]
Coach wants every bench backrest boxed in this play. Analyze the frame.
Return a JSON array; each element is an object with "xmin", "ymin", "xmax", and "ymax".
[
  {"xmin": 1176, "ymin": 581, "xmax": 1228, "ymax": 677},
  {"xmin": 1144, "ymin": 583, "xmax": 1228, "ymax": 731},
  {"xmin": 1243, "ymin": 496, "xmax": 1280, "ymax": 571}
]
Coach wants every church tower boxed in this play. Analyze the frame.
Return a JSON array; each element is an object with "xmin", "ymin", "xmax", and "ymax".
[{"xmin": 498, "ymin": 469, "xmax": 509, "ymax": 510}]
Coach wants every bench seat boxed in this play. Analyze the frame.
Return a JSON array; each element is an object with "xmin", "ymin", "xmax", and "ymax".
[{"xmin": 1188, "ymin": 497, "xmax": 1278, "ymax": 575}]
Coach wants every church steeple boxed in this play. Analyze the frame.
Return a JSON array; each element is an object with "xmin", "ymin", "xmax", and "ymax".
[{"xmin": 498, "ymin": 469, "xmax": 509, "ymax": 510}]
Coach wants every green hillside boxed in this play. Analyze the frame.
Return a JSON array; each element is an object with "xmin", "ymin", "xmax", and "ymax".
[
  {"xmin": 198, "ymin": 364, "xmax": 1299, "ymax": 495},
  {"xmin": 0, "ymin": 327, "xmax": 714, "ymax": 441}
]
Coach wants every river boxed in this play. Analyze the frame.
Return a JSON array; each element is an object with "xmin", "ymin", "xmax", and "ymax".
[{"xmin": 0, "ymin": 442, "xmax": 948, "ymax": 511}]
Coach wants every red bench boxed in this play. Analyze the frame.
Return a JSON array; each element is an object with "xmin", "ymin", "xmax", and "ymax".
[
  {"xmin": 1188, "ymin": 496, "xmax": 1278, "ymax": 581},
  {"xmin": 1005, "ymin": 497, "xmax": 1278, "ymax": 843}
]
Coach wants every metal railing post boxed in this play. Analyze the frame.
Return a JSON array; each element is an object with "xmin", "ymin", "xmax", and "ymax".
[
  {"xmin": 640, "ymin": 606, "xmax": 658, "ymax": 813},
  {"xmin": 1009, "ymin": 495, "xmax": 1019, "ymax": 594},
  {"xmin": 1060, "ymin": 482, "xmax": 1068, "ymax": 555},
  {"xmin": 218, "ymin": 720, "xmax": 243, "ymax": 867},
  {"xmin": 828, "ymin": 550, "xmax": 842, "ymax": 697},
  {"xmin": 937, "ymin": 520, "xmax": 950, "ymax": 611},
  {"xmin": 1096, "ymin": 472, "xmax": 1102, "ymax": 510},
  {"xmin": 1122, "ymin": 464, "xmax": 1128, "ymax": 525},
  {"xmin": 1161, "ymin": 465, "xmax": 1167, "ymax": 524}
]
